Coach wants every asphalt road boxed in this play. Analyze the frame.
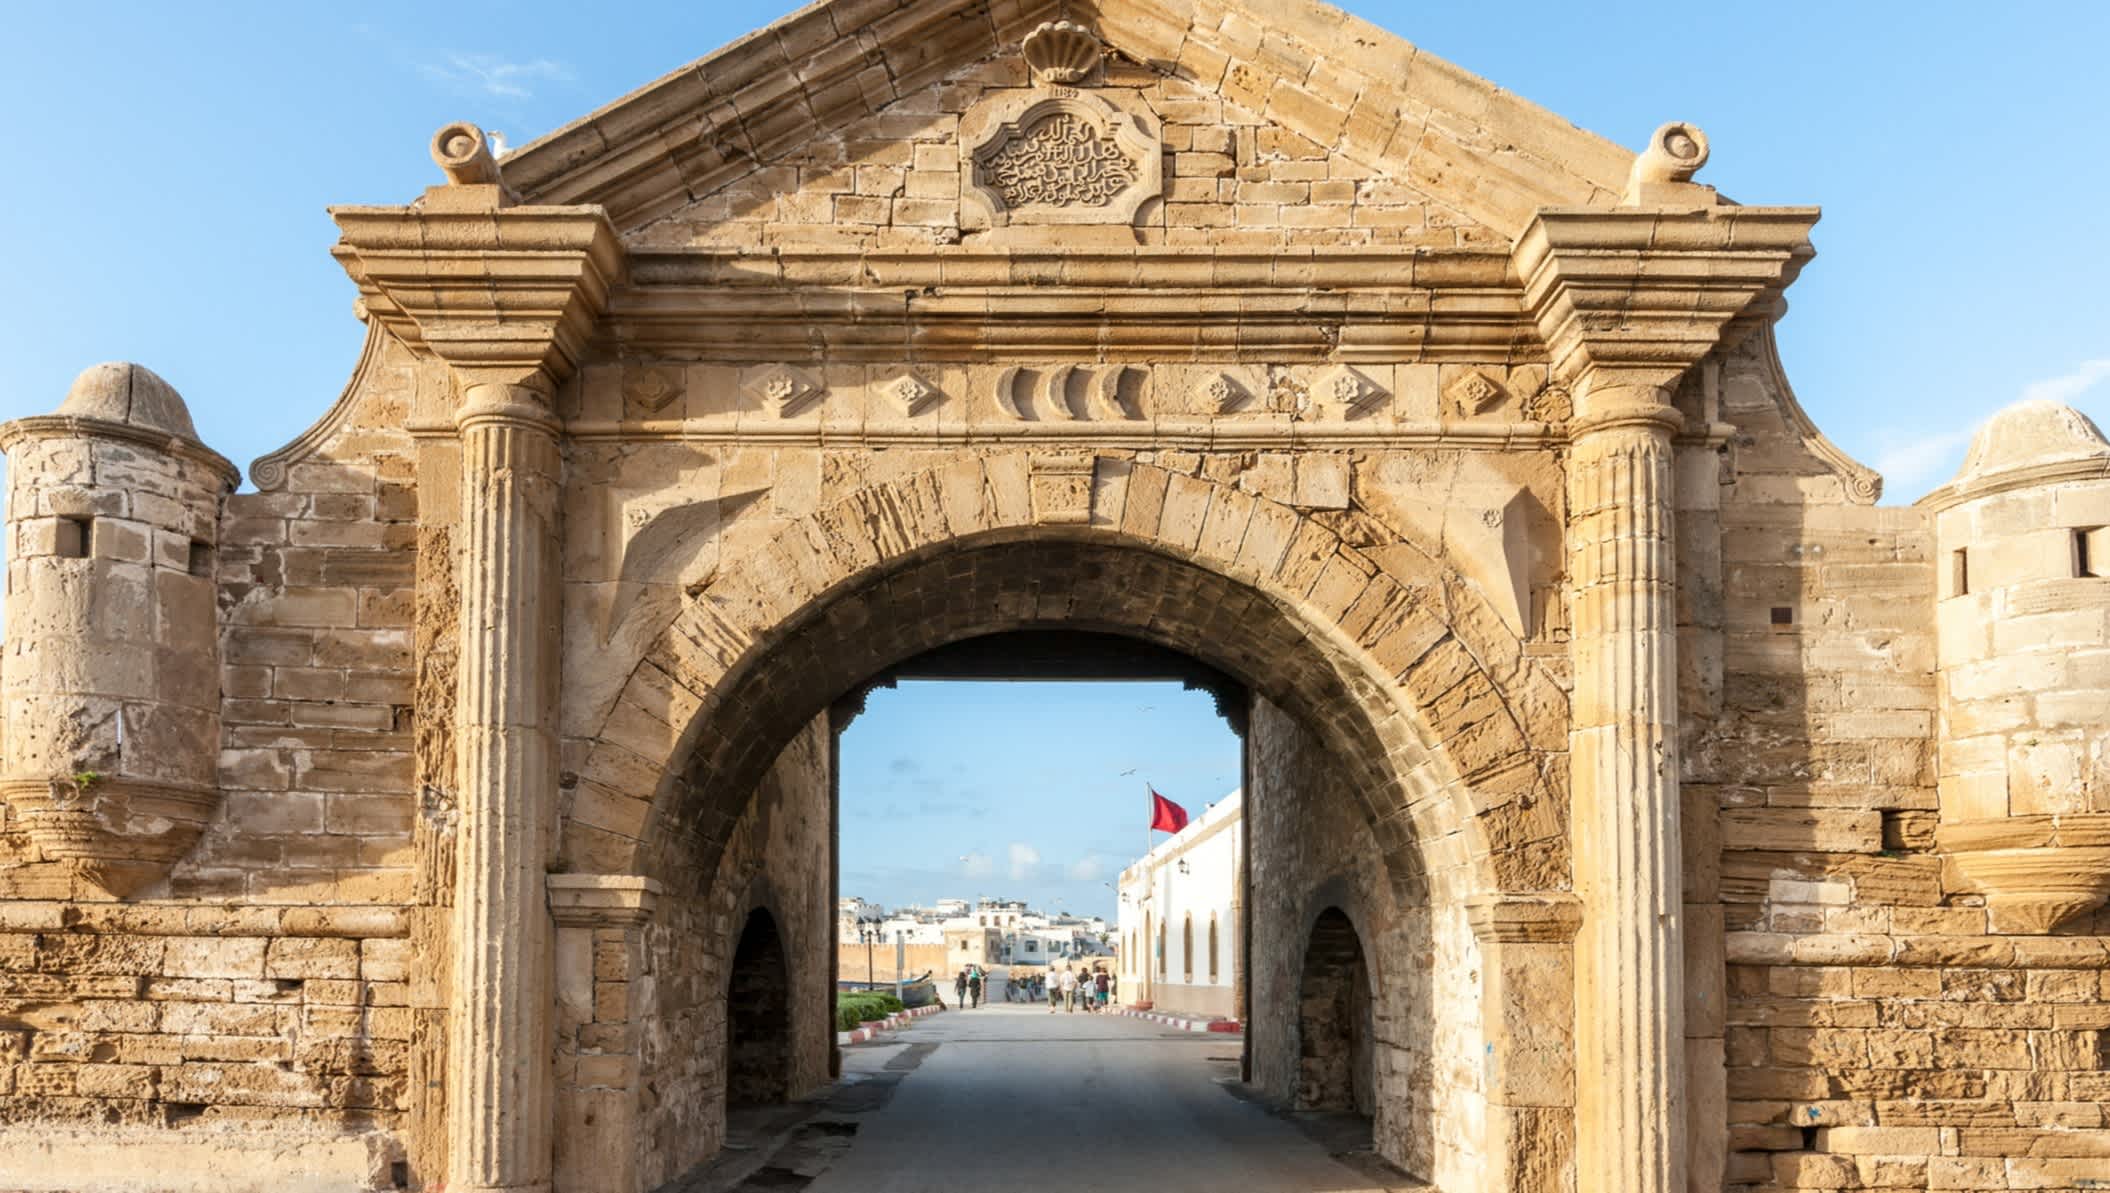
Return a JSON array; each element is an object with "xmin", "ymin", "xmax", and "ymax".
[{"xmin": 801, "ymin": 1004, "xmax": 1403, "ymax": 1193}]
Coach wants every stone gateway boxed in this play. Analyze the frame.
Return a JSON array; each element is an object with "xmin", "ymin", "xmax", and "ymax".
[{"xmin": 3, "ymin": 3, "xmax": 2107, "ymax": 1192}]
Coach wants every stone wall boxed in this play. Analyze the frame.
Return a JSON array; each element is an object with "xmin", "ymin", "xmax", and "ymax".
[
  {"xmin": 0, "ymin": 902, "xmax": 409, "ymax": 1191},
  {"xmin": 629, "ymin": 51, "xmax": 1506, "ymax": 253},
  {"xmin": 627, "ymin": 715, "xmax": 832, "ymax": 1192},
  {"xmin": 1676, "ymin": 342, "xmax": 2110, "ymax": 1189},
  {"xmin": 1246, "ymin": 695, "xmax": 1470, "ymax": 1185},
  {"xmin": 184, "ymin": 332, "xmax": 424, "ymax": 903}
]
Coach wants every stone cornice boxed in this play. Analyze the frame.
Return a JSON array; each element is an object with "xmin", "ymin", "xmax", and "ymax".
[
  {"xmin": 0, "ymin": 414, "xmax": 241, "ymax": 489},
  {"xmin": 606, "ymin": 247, "xmax": 1535, "ymax": 362},
  {"xmin": 1512, "ymin": 206, "xmax": 1820, "ymax": 396},
  {"xmin": 547, "ymin": 873, "xmax": 664, "ymax": 928},
  {"xmin": 1918, "ymin": 456, "xmax": 2110, "ymax": 512},
  {"xmin": 330, "ymin": 205, "xmax": 624, "ymax": 391}
]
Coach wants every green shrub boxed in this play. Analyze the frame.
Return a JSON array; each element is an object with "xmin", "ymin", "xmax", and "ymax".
[{"xmin": 834, "ymin": 991, "xmax": 905, "ymax": 1032}]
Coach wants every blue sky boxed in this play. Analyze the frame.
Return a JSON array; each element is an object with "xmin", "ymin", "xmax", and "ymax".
[
  {"xmin": 3, "ymin": 2, "xmax": 2105, "ymax": 496},
  {"xmin": 839, "ymin": 681, "xmax": 1238, "ymax": 920},
  {"xmin": 3, "ymin": 4, "xmax": 2105, "ymax": 916}
]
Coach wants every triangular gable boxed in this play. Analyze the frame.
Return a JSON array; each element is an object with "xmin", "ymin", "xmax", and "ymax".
[{"xmin": 501, "ymin": 0, "xmax": 1632, "ymax": 240}]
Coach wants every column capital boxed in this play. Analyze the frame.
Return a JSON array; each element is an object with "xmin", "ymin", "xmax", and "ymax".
[
  {"xmin": 548, "ymin": 873, "xmax": 664, "ymax": 929},
  {"xmin": 1512, "ymin": 205, "xmax": 1820, "ymax": 401},
  {"xmin": 456, "ymin": 382, "xmax": 561, "ymax": 436},
  {"xmin": 331, "ymin": 198, "xmax": 622, "ymax": 400},
  {"xmin": 1466, "ymin": 892, "xmax": 1583, "ymax": 945}
]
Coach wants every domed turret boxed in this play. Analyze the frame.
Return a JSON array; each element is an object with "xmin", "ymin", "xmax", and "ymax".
[
  {"xmin": 55, "ymin": 362, "xmax": 202, "ymax": 441},
  {"xmin": 0, "ymin": 363, "xmax": 238, "ymax": 897},
  {"xmin": 1923, "ymin": 400, "xmax": 2110, "ymax": 933}
]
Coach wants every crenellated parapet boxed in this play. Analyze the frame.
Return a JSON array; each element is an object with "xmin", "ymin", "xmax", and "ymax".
[{"xmin": 0, "ymin": 363, "xmax": 239, "ymax": 897}]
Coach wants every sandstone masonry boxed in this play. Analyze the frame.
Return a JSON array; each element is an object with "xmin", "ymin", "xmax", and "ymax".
[{"xmin": 2, "ymin": 4, "xmax": 2105, "ymax": 1192}]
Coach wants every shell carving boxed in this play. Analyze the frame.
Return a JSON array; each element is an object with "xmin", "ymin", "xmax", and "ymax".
[{"xmin": 1022, "ymin": 21, "xmax": 1102, "ymax": 86}]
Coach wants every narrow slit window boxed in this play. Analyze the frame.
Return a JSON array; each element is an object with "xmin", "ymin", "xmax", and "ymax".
[
  {"xmin": 187, "ymin": 539, "xmax": 213, "ymax": 576},
  {"xmin": 54, "ymin": 516, "xmax": 89, "ymax": 559},
  {"xmin": 2078, "ymin": 528, "xmax": 2106, "ymax": 579},
  {"xmin": 1950, "ymin": 548, "xmax": 1969, "ymax": 597}
]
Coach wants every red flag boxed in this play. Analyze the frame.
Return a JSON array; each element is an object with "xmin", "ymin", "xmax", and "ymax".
[{"xmin": 1148, "ymin": 788, "xmax": 1190, "ymax": 833}]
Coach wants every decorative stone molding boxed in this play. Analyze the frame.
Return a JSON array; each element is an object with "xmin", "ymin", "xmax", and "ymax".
[
  {"xmin": 548, "ymin": 873, "xmax": 664, "ymax": 929},
  {"xmin": 0, "ymin": 777, "xmax": 219, "ymax": 899},
  {"xmin": 883, "ymin": 371, "xmax": 942, "ymax": 417},
  {"xmin": 1313, "ymin": 364, "xmax": 1387, "ymax": 419},
  {"xmin": 1514, "ymin": 206, "xmax": 1819, "ymax": 399},
  {"xmin": 745, "ymin": 364, "xmax": 823, "ymax": 417},
  {"xmin": 622, "ymin": 366, "xmax": 684, "ymax": 414},
  {"xmin": 1623, "ymin": 121, "xmax": 1713, "ymax": 206},
  {"xmin": 332, "ymin": 129, "xmax": 621, "ymax": 395},
  {"xmin": 1466, "ymin": 893, "xmax": 1583, "ymax": 944},
  {"xmin": 1445, "ymin": 370, "xmax": 1507, "ymax": 419},
  {"xmin": 1020, "ymin": 20, "xmax": 1102, "ymax": 86},
  {"xmin": 995, "ymin": 364, "xmax": 1139, "ymax": 420},
  {"xmin": 251, "ymin": 322, "xmax": 384, "ymax": 490},
  {"xmin": 959, "ymin": 89, "xmax": 1162, "ymax": 229},
  {"xmin": 1196, "ymin": 372, "xmax": 1248, "ymax": 415}
]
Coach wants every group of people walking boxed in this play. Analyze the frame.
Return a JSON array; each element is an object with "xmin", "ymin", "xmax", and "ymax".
[
  {"xmin": 947, "ymin": 963, "xmax": 1115, "ymax": 1012},
  {"xmin": 1047, "ymin": 964, "xmax": 1112, "ymax": 1013}
]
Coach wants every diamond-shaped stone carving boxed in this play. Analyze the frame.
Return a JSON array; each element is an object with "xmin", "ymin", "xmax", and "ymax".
[
  {"xmin": 1446, "ymin": 370, "xmax": 1507, "ymax": 418},
  {"xmin": 1314, "ymin": 365, "xmax": 1386, "ymax": 418},
  {"xmin": 623, "ymin": 367, "xmax": 682, "ymax": 414},
  {"xmin": 1197, "ymin": 372, "xmax": 1246, "ymax": 415},
  {"xmin": 886, "ymin": 373, "xmax": 942, "ymax": 416},
  {"xmin": 746, "ymin": 365, "xmax": 822, "ymax": 418}
]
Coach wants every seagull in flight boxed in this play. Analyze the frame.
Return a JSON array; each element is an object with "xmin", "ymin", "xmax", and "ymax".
[{"xmin": 1119, "ymin": 768, "xmax": 1137, "ymax": 776}]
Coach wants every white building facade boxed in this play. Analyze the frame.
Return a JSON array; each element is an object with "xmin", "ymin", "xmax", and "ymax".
[{"xmin": 1117, "ymin": 791, "xmax": 1242, "ymax": 1021}]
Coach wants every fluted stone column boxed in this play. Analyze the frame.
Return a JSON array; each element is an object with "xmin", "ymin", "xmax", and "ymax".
[
  {"xmin": 450, "ymin": 384, "xmax": 564, "ymax": 1193},
  {"xmin": 1567, "ymin": 388, "xmax": 1683, "ymax": 1192}
]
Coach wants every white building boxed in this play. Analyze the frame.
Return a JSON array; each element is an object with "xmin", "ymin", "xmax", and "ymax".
[
  {"xmin": 1117, "ymin": 790, "xmax": 1242, "ymax": 1021},
  {"xmin": 837, "ymin": 896, "xmax": 884, "ymax": 940},
  {"xmin": 877, "ymin": 916, "xmax": 944, "ymax": 945}
]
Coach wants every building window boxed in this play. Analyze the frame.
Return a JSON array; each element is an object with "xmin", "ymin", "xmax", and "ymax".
[
  {"xmin": 2078, "ymin": 527, "xmax": 2107, "ymax": 578},
  {"xmin": 1182, "ymin": 914, "xmax": 1193, "ymax": 981},
  {"xmin": 1156, "ymin": 921, "xmax": 1165, "ymax": 976},
  {"xmin": 1208, "ymin": 914, "xmax": 1219, "ymax": 982}
]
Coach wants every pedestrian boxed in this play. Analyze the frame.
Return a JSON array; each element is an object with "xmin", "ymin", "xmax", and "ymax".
[
  {"xmin": 1095, "ymin": 968, "xmax": 1110, "ymax": 1010},
  {"xmin": 1060, "ymin": 966, "xmax": 1078, "ymax": 1012},
  {"xmin": 967, "ymin": 966, "xmax": 983, "ymax": 1009},
  {"xmin": 1047, "ymin": 969, "xmax": 1063, "ymax": 1014},
  {"xmin": 954, "ymin": 968, "xmax": 968, "ymax": 1008},
  {"xmin": 1107, "ymin": 971, "xmax": 1118, "ymax": 1007}
]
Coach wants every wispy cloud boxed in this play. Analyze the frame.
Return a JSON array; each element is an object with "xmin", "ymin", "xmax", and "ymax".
[
  {"xmin": 2021, "ymin": 358, "xmax": 2110, "ymax": 406},
  {"xmin": 1007, "ymin": 843, "xmax": 1041, "ymax": 881},
  {"xmin": 420, "ymin": 52, "xmax": 573, "ymax": 101},
  {"xmin": 1066, "ymin": 855, "xmax": 1105, "ymax": 882},
  {"xmin": 1873, "ymin": 358, "xmax": 2110, "ymax": 498},
  {"xmin": 1869, "ymin": 425, "xmax": 1979, "ymax": 497},
  {"xmin": 960, "ymin": 851, "xmax": 995, "ymax": 880}
]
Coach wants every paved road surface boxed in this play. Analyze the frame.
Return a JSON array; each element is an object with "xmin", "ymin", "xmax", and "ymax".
[{"xmin": 794, "ymin": 1004, "xmax": 1401, "ymax": 1193}]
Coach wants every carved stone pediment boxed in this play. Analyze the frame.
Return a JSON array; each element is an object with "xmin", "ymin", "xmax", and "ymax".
[{"xmin": 959, "ymin": 89, "xmax": 1163, "ymax": 229}]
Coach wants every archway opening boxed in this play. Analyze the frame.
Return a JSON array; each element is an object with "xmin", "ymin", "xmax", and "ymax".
[
  {"xmin": 1296, "ymin": 907, "xmax": 1373, "ymax": 1116},
  {"xmin": 599, "ymin": 530, "xmax": 1508, "ymax": 1187},
  {"xmin": 726, "ymin": 907, "xmax": 792, "ymax": 1107}
]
